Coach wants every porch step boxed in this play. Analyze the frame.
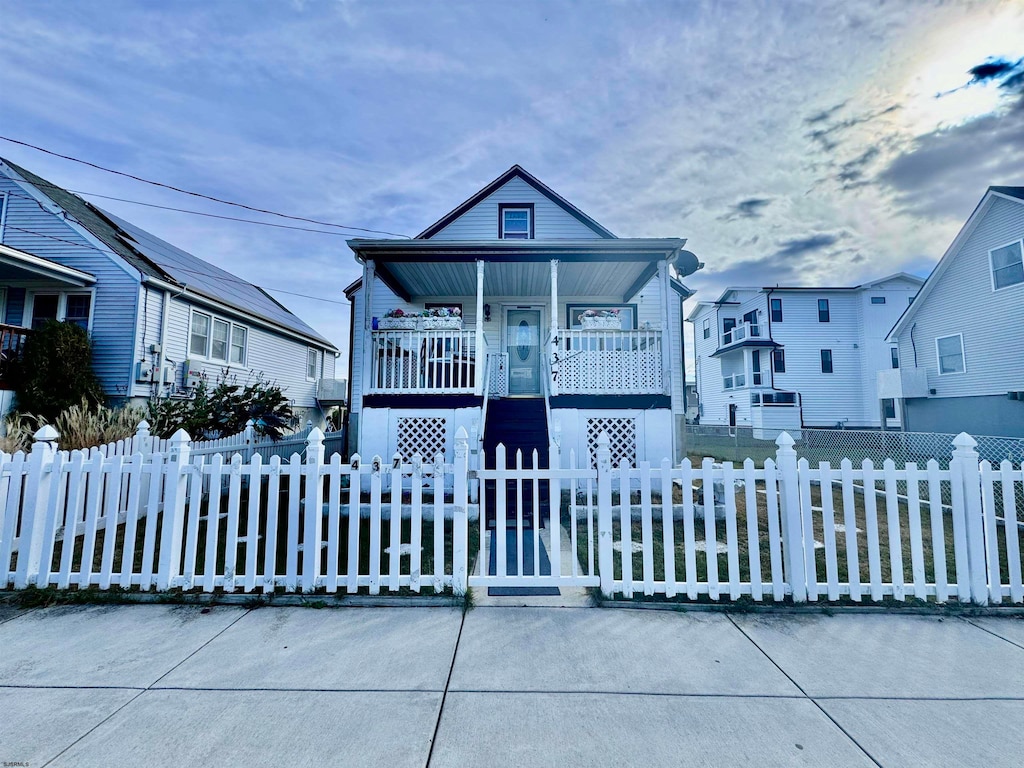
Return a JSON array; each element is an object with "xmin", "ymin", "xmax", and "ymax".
[{"xmin": 483, "ymin": 398, "xmax": 550, "ymax": 528}]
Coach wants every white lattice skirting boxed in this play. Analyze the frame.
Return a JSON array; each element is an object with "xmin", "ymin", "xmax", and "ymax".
[
  {"xmin": 587, "ymin": 417, "xmax": 638, "ymax": 468},
  {"xmin": 397, "ymin": 417, "xmax": 448, "ymax": 462}
]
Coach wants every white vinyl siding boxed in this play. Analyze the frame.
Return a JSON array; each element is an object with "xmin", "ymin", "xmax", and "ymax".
[
  {"xmin": 893, "ymin": 196, "xmax": 1024, "ymax": 399},
  {"xmin": 159, "ymin": 298, "xmax": 327, "ymax": 407},
  {"xmin": 428, "ymin": 176, "xmax": 606, "ymax": 240}
]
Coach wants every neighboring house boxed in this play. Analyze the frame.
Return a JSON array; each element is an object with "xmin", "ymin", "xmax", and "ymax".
[
  {"xmin": 885, "ymin": 186, "xmax": 1024, "ymax": 437},
  {"xmin": 688, "ymin": 274, "xmax": 923, "ymax": 434},
  {"xmin": 0, "ymin": 158, "xmax": 343, "ymax": 426},
  {"xmin": 344, "ymin": 165, "xmax": 699, "ymax": 466}
]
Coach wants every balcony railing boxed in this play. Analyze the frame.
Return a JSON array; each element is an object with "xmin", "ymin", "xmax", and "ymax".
[
  {"xmin": 722, "ymin": 322, "xmax": 761, "ymax": 346},
  {"xmin": 369, "ymin": 329, "xmax": 477, "ymax": 394},
  {"xmin": 0, "ymin": 324, "xmax": 32, "ymax": 388},
  {"xmin": 556, "ymin": 328, "xmax": 664, "ymax": 395}
]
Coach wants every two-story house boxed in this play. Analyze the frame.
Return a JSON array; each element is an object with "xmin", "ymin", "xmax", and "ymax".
[
  {"xmin": 884, "ymin": 187, "xmax": 1024, "ymax": 437},
  {"xmin": 0, "ymin": 158, "xmax": 343, "ymax": 426},
  {"xmin": 688, "ymin": 274, "xmax": 923, "ymax": 434},
  {"xmin": 344, "ymin": 165, "xmax": 699, "ymax": 468}
]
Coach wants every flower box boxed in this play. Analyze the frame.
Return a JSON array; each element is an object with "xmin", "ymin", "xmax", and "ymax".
[
  {"xmin": 379, "ymin": 317, "xmax": 419, "ymax": 330},
  {"xmin": 421, "ymin": 317, "xmax": 462, "ymax": 331},
  {"xmin": 581, "ymin": 316, "xmax": 622, "ymax": 330}
]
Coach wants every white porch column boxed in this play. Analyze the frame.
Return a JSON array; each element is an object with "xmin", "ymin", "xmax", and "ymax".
[
  {"xmin": 549, "ymin": 259, "xmax": 559, "ymax": 397},
  {"xmin": 475, "ymin": 259, "xmax": 485, "ymax": 396},
  {"xmin": 359, "ymin": 259, "xmax": 375, "ymax": 451},
  {"xmin": 658, "ymin": 259, "xmax": 672, "ymax": 397}
]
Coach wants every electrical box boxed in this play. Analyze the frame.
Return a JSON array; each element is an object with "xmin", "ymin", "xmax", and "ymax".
[
  {"xmin": 182, "ymin": 360, "xmax": 203, "ymax": 389},
  {"xmin": 135, "ymin": 361, "xmax": 155, "ymax": 383},
  {"xmin": 161, "ymin": 363, "xmax": 176, "ymax": 386}
]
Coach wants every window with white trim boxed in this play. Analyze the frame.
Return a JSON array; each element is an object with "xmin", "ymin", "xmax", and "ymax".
[
  {"xmin": 189, "ymin": 309, "xmax": 249, "ymax": 365},
  {"xmin": 307, "ymin": 348, "xmax": 318, "ymax": 380},
  {"xmin": 990, "ymin": 240, "xmax": 1024, "ymax": 290},
  {"xmin": 500, "ymin": 206, "xmax": 532, "ymax": 239},
  {"xmin": 29, "ymin": 291, "xmax": 92, "ymax": 331},
  {"xmin": 936, "ymin": 334, "xmax": 965, "ymax": 375},
  {"xmin": 702, "ymin": 318, "xmax": 710, "ymax": 339}
]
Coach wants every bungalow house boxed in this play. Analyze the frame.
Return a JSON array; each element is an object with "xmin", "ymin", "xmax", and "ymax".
[
  {"xmin": 884, "ymin": 186, "xmax": 1024, "ymax": 437},
  {"xmin": 344, "ymin": 165, "xmax": 699, "ymax": 468},
  {"xmin": 0, "ymin": 158, "xmax": 343, "ymax": 426},
  {"xmin": 688, "ymin": 273, "xmax": 923, "ymax": 435}
]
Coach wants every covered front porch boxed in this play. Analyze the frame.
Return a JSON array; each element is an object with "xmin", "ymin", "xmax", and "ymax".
[
  {"xmin": 0, "ymin": 243, "xmax": 97, "ymax": 390},
  {"xmin": 355, "ymin": 239, "xmax": 694, "ymax": 399}
]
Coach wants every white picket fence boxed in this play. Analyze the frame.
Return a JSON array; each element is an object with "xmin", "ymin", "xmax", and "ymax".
[{"xmin": 1, "ymin": 424, "xmax": 1021, "ymax": 604}]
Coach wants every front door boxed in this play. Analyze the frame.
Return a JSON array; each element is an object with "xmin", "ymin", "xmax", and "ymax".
[{"xmin": 506, "ymin": 309, "xmax": 542, "ymax": 396}]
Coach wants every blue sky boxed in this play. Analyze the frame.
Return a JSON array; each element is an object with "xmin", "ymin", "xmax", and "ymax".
[{"xmin": 2, "ymin": 0, "xmax": 1023, "ymax": 372}]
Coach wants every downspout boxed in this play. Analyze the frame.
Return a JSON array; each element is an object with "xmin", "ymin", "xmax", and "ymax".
[{"xmin": 153, "ymin": 280, "xmax": 187, "ymax": 400}]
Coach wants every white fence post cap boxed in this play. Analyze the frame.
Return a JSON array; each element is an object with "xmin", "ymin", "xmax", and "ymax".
[
  {"xmin": 170, "ymin": 428, "xmax": 191, "ymax": 443},
  {"xmin": 33, "ymin": 424, "xmax": 59, "ymax": 444},
  {"xmin": 306, "ymin": 427, "xmax": 325, "ymax": 443},
  {"xmin": 952, "ymin": 432, "xmax": 978, "ymax": 450},
  {"xmin": 455, "ymin": 425, "xmax": 468, "ymax": 440},
  {"xmin": 136, "ymin": 419, "xmax": 151, "ymax": 435},
  {"xmin": 775, "ymin": 431, "xmax": 795, "ymax": 449},
  {"xmin": 597, "ymin": 430, "xmax": 610, "ymax": 449}
]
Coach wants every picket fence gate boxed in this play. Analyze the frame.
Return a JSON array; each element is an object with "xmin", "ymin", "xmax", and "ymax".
[{"xmin": 0, "ymin": 423, "xmax": 1021, "ymax": 605}]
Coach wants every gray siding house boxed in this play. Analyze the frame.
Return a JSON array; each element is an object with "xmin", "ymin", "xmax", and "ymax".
[
  {"xmin": 0, "ymin": 158, "xmax": 342, "ymax": 426},
  {"xmin": 884, "ymin": 187, "xmax": 1024, "ymax": 437}
]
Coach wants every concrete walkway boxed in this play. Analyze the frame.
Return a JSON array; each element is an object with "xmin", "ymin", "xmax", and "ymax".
[{"xmin": 2, "ymin": 601, "xmax": 1023, "ymax": 767}]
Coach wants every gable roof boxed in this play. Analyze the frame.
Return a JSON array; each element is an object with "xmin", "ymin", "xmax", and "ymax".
[
  {"xmin": 990, "ymin": 186, "xmax": 1024, "ymax": 201},
  {"xmin": 416, "ymin": 165, "xmax": 616, "ymax": 240},
  {"xmin": 2, "ymin": 158, "xmax": 335, "ymax": 349},
  {"xmin": 889, "ymin": 186, "xmax": 1024, "ymax": 340}
]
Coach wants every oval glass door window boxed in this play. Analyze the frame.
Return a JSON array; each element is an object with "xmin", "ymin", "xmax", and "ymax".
[{"xmin": 516, "ymin": 320, "xmax": 531, "ymax": 361}]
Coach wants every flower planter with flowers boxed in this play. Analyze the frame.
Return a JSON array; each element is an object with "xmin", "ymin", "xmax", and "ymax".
[
  {"xmin": 420, "ymin": 306, "xmax": 462, "ymax": 331},
  {"xmin": 580, "ymin": 309, "xmax": 622, "ymax": 330},
  {"xmin": 379, "ymin": 309, "xmax": 419, "ymax": 330}
]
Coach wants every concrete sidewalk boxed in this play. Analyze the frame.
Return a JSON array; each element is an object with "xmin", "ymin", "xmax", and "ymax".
[{"xmin": 1, "ymin": 602, "xmax": 1023, "ymax": 767}]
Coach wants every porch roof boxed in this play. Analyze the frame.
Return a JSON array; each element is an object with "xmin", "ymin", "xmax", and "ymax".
[
  {"xmin": 0, "ymin": 243, "xmax": 96, "ymax": 287},
  {"xmin": 348, "ymin": 238, "xmax": 699, "ymax": 302}
]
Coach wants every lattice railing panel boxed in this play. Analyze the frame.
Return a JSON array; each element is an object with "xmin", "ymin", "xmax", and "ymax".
[
  {"xmin": 397, "ymin": 417, "xmax": 447, "ymax": 462},
  {"xmin": 587, "ymin": 417, "xmax": 638, "ymax": 468}
]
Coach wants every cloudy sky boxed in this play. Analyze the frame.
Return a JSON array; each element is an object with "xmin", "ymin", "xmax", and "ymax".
[{"xmin": 2, "ymin": 0, "xmax": 1023, "ymax": 373}]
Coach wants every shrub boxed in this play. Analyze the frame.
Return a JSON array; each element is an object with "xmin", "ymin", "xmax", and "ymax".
[
  {"xmin": 146, "ymin": 370, "xmax": 294, "ymax": 440},
  {"xmin": 12, "ymin": 321, "xmax": 103, "ymax": 420},
  {"xmin": 3, "ymin": 400, "xmax": 146, "ymax": 453}
]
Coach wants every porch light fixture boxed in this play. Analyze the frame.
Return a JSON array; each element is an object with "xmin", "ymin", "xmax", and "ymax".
[{"xmin": 484, "ymin": 304, "xmax": 491, "ymax": 322}]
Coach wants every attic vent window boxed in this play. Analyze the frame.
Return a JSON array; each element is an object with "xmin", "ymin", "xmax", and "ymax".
[{"xmin": 499, "ymin": 204, "xmax": 533, "ymax": 239}]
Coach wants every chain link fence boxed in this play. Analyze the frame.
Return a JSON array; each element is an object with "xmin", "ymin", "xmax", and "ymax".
[
  {"xmin": 684, "ymin": 424, "xmax": 1024, "ymax": 468},
  {"xmin": 684, "ymin": 424, "xmax": 1024, "ymax": 509}
]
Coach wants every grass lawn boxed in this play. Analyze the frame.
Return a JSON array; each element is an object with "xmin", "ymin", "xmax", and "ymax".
[
  {"xmin": 567, "ymin": 475, "xmax": 1024, "ymax": 603},
  {"xmin": 31, "ymin": 475, "xmax": 477, "ymax": 596}
]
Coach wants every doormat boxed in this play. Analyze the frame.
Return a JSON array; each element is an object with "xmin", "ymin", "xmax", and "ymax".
[{"xmin": 487, "ymin": 528, "xmax": 560, "ymax": 596}]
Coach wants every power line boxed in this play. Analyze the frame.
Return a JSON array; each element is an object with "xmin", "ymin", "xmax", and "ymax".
[
  {"xmin": 3, "ymin": 225, "xmax": 351, "ymax": 306},
  {"xmin": 2, "ymin": 185, "xmax": 352, "ymax": 237},
  {"xmin": 0, "ymin": 135, "xmax": 411, "ymax": 238}
]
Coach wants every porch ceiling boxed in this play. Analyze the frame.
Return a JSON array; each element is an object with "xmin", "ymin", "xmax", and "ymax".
[
  {"xmin": 0, "ymin": 243, "xmax": 96, "ymax": 287},
  {"xmin": 382, "ymin": 259, "xmax": 656, "ymax": 301}
]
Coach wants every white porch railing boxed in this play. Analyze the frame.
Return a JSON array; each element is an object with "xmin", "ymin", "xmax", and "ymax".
[
  {"xmin": 722, "ymin": 322, "xmax": 761, "ymax": 345},
  {"xmin": 556, "ymin": 328, "xmax": 664, "ymax": 395},
  {"xmin": 369, "ymin": 329, "xmax": 478, "ymax": 394}
]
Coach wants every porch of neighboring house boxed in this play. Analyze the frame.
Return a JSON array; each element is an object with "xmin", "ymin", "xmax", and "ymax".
[{"xmin": 0, "ymin": 243, "xmax": 98, "ymax": 418}]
